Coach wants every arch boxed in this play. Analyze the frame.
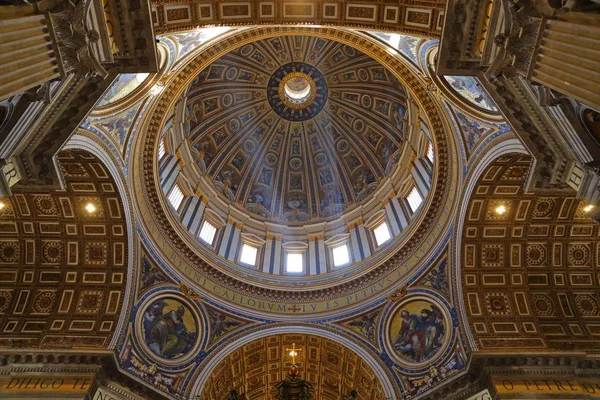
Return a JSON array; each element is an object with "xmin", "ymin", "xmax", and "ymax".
[
  {"xmin": 458, "ymin": 150, "xmax": 600, "ymax": 353},
  {"xmin": 61, "ymin": 131, "xmax": 137, "ymax": 349},
  {"xmin": 0, "ymin": 146, "xmax": 129, "ymax": 349},
  {"xmin": 190, "ymin": 325, "xmax": 398, "ymax": 399},
  {"xmin": 452, "ymin": 136, "xmax": 527, "ymax": 349}
]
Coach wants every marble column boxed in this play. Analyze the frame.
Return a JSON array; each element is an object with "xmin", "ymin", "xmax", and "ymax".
[
  {"xmin": 531, "ymin": 19, "xmax": 600, "ymax": 110},
  {"xmin": 0, "ymin": 9, "xmax": 59, "ymax": 101}
]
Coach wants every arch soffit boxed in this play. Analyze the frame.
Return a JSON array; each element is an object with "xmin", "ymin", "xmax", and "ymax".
[
  {"xmin": 63, "ymin": 131, "xmax": 138, "ymax": 349},
  {"xmin": 189, "ymin": 324, "xmax": 399, "ymax": 399},
  {"xmin": 451, "ymin": 136, "xmax": 528, "ymax": 350}
]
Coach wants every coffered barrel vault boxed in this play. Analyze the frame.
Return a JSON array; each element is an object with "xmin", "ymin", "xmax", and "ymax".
[
  {"xmin": 461, "ymin": 154, "xmax": 600, "ymax": 352},
  {"xmin": 200, "ymin": 333, "xmax": 386, "ymax": 400},
  {"xmin": 0, "ymin": 150, "xmax": 128, "ymax": 349}
]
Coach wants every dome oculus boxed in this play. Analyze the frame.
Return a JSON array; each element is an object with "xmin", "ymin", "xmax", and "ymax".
[
  {"xmin": 281, "ymin": 72, "xmax": 314, "ymax": 106},
  {"xmin": 267, "ymin": 62, "xmax": 327, "ymax": 121}
]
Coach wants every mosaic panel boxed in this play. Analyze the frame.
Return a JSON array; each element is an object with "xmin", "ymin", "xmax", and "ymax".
[
  {"xmin": 141, "ymin": 297, "xmax": 199, "ymax": 360},
  {"xmin": 385, "ymin": 297, "xmax": 450, "ymax": 367}
]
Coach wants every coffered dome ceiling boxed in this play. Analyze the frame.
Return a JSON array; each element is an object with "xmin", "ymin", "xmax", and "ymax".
[
  {"xmin": 183, "ymin": 35, "xmax": 410, "ymax": 224},
  {"xmin": 138, "ymin": 26, "xmax": 459, "ymax": 315}
]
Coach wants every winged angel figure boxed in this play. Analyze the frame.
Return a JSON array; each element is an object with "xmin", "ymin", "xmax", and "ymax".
[
  {"xmin": 49, "ymin": 0, "xmax": 108, "ymax": 78},
  {"xmin": 208, "ymin": 309, "xmax": 239, "ymax": 339},
  {"xmin": 348, "ymin": 311, "xmax": 379, "ymax": 341}
]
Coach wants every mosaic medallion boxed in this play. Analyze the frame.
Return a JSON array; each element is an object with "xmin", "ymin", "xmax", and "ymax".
[
  {"xmin": 139, "ymin": 295, "xmax": 201, "ymax": 364},
  {"xmin": 267, "ymin": 62, "xmax": 327, "ymax": 121},
  {"xmin": 384, "ymin": 296, "xmax": 450, "ymax": 368}
]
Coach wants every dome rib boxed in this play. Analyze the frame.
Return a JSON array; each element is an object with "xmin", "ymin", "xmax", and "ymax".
[{"xmin": 181, "ymin": 35, "xmax": 415, "ymax": 224}]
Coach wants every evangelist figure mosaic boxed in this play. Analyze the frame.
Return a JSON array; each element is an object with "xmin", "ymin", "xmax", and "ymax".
[
  {"xmin": 142, "ymin": 298, "xmax": 198, "ymax": 359},
  {"xmin": 389, "ymin": 299, "xmax": 446, "ymax": 364}
]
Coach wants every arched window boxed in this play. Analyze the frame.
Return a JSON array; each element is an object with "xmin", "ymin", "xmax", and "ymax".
[
  {"xmin": 407, "ymin": 186, "xmax": 423, "ymax": 213},
  {"xmin": 373, "ymin": 221, "xmax": 392, "ymax": 247},
  {"xmin": 158, "ymin": 138, "xmax": 166, "ymax": 160},
  {"xmin": 167, "ymin": 183, "xmax": 185, "ymax": 210},
  {"xmin": 198, "ymin": 220, "xmax": 217, "ymax": 245},
  {"xmin": 427, "ymin": 142, "xmax": 434, "ymax": 163}
]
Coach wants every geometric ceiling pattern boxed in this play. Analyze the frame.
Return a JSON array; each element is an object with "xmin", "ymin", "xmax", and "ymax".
[
  {"xmin": 461, "ymin": 154, "xmax": 600, "ymax": 352},
  {"xmin": 151, "ymin": 1, "xmax": 446, "ymax": 39},
  {"xmin": 39, "ymin": 25, "xmax": 519, "ymax": 399},
  {"xmin": 4, "ymin": 0, "xmax": 600, "ymax": 393},
  {"xmin": 184, "ymin": 35, "xmax": 410, "ymax": 223},
  {"xmin": 0, "ymin": 150, "xmax": 127, "ymax": 349},
  {"xmin": 199, "ymin": 333, "xmax": 385, "ymax": 400}
]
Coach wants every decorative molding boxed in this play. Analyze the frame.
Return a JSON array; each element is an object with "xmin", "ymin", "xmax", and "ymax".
[{"xmin": 151, "ymin": 0, "xmax": 446, "ymax": 38}]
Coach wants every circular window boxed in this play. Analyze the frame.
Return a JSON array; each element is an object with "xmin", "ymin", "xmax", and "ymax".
[
  {"xmin": 268, "ymin": 63, "xmax": 326, "ymax": 121},
  {"xmin": 283, "ymin": 74, "xmax": 312, "ymax": 104}
]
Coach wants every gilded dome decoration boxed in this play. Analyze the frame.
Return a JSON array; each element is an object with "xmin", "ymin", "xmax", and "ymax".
[
  {"xmin": 179, "ymin": 36, "xmax": 412, "ymax": 224},
  {"xmin": 270, "ymin": 64, "xmax": 324, "ymax": 116},
  {"xmin": 138, "ymin": 26, "xmax": 459, "ymax": 312},
  {"xmin": 5, "ymin": 0, "xmax": 600, "ymax": 398}
]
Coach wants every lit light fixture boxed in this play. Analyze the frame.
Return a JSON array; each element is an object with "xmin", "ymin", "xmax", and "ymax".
[
  {"xmin": 85, "ymin": 203, "xmax": 97, "ymax": 214},
  {"xmin": 273, "ymin": 343, "xmax": 310, "ymax": 399},
  {"xmin": 285, "ymin": 343, "xmax": 302, "ymax": 364},
  {"xmin": 0, "ymin": 202, "xmax": 5, "ymax": 210},
  {"xmin": 495, "ymin": 205, "xmax": 507, "ymax": 215},
  {"xmin": 583, "ymin": 204, "xmax": 594, "ymax": 213}
]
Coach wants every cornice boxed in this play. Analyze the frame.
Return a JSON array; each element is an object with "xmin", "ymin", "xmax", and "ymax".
[{"xmin": 150, "ymin": 0, "xmax": 446, "ymax": 39}]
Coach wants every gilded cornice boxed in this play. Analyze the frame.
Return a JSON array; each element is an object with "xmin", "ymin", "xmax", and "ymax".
[{"xmin": 150, "ymin": 0, "xmax": 446, "ymax": 38}]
